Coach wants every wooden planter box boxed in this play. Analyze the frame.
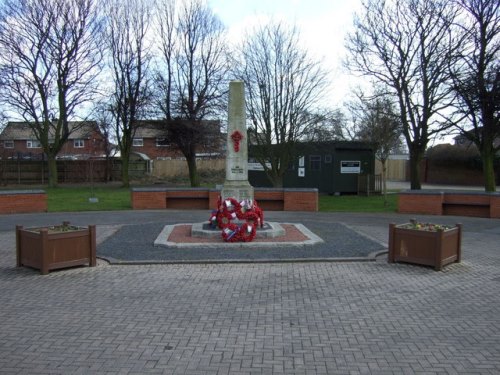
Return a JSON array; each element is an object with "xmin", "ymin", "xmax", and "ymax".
[
  {"xmin": 16, "ymin": 222, "xmax": 96, "ymax": 275},
  {"xmin": 388, "ymin": 222, "xmax": 462, "ymax": 271}
]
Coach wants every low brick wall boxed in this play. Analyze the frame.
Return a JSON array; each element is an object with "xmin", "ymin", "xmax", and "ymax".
[
  {"xmin": 283, "ymin": 189, "xmax": 319, "ymax": 211},
  {"xmin": 131, "ymin": 189, "xmax": 166, "ymax": 210},
  {"xmin": 131, "ymin": 187, "xmax": 318, "ymax": 211},
  {"xmin": 0, "ymin": 190, "xmax": 47, "ymax": 214},
  {"xmin": 398, "ymin": 191, "xmax": 444, "ymax": 215},
  {"xmin": 398, "ymin": 190, "xmax": 500, "ymax": 218}
]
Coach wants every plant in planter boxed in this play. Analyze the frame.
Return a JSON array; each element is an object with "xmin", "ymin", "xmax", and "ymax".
[
  {"xmin": 388, "ymin": 219, "xmax": 462, "ymax": 271},
  {"xmin": 16, "ymin": 221, "xmax": 96, "ymax": 275}
]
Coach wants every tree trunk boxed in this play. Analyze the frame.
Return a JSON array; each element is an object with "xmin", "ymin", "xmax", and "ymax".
[
  {"xmin": 187, "ymin": 155, "xmax": 200, "ymax": 187},
  {"xmin": 47, "ymin": 155, "xmax": 58, "ymax": 188},
  {"xmin": 267, "ymin": 171, "xmax": 283, "ymax": 188},
  {"xmin": 121, "ymin": 153, "xmax": 130, "ymax": 188},
  {"xmin": 105, "ymin": 157, "xmax": 111, "ymax": 182},
  {"xmin": 381, "ymin": 159, "xmax": 387, "ymax": 206},
  {"xmin": 408, "ymin": 146, "xmax": 424, "ymax": 190},
  {"xmin": 481, "ymin": 149, "xmax": 496, "ymax": 192}
]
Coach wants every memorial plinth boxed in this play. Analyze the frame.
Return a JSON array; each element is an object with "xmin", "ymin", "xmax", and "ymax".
[{"xmin": 221, "ymin": 80, "xmax": 254, "ymax": 202}]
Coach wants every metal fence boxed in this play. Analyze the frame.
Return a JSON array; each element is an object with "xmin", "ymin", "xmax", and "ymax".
[{"xmin": 357, "ymin": 174, "xmax": 382, "ymax": 196}]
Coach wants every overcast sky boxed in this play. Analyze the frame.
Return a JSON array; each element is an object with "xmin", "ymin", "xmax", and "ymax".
[
  {"xmin": 207, "ymin": 0, "xmax": 457, "ymax": 145},
  {"xmin": 207, "ymin": 0, "xmax": 363, "ymax": 108}
]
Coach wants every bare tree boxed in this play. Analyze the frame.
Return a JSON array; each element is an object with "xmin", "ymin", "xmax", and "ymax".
[
  {"xmin": 105, "ymin": 0, "xmax": 153, "ymax": 187},
  {"xmin": 235, "ymin": 21, "xmax": 329, "ymax": 187},
  {"xmin": 346, "ymin": 0, "xmax": 461, "ymax": 189},
  {"xmin": 91, "ymin": 102, "xmax": 115, "ymax": 182},
  {"xmin": 156, "ymin": 0, "xmax": 176, "ymax": 121},
  {"xmin": 300, "ymin": 109, "xmax": 348, "ymax": 142},
  {"xmin": 0, "ymin": 0, "xmax": 103, "ymax": 187},
  {"xmin": 352, "ymin": 89, "xmax": 403, "ymax": 202},
  {"xmin": 449, "ymin": 0, "xmax": 499, "ymax": 191},
  {"xmin": 155, "ymin": 0, "xmax": 229, "ymax": 187}
]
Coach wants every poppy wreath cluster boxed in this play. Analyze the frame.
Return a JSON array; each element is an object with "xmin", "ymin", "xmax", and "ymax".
[
  {"xmin": 208, "ymin": 196, "xmax": 264, "ymax": 242},
  {"xmin": 230, "ymin": 131, "xmax": 243, "ymax": 152}
]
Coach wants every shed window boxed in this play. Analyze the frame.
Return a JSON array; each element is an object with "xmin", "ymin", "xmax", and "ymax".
[
  {"xmin": 309, "ymin": 155, "xmax": 321, "ymax": 171},
  {"xmin": 3, "ymin": 140, "xmax": 14, "ymax": 148},
  {"xmin": 73, "ymin": 139, "xmax": 85, "ymax": 148}
]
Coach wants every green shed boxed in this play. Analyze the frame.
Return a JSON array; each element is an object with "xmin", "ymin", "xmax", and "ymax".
[{"xmin": 248, "ymin": 141, "xmax": 376, "ymax": 194}]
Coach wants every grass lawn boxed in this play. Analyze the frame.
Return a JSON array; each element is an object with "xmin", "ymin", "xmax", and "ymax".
[
  {"xmin": 47, "ymin": 186, "xmax": 131, "ymax": 212},
  {"xmin": 37, "ymin": 185, "xmax": 399, "ymax": 213},
  {"xmin": 319, "ymin": 193, "xmax": 398, "ymax": 212}
]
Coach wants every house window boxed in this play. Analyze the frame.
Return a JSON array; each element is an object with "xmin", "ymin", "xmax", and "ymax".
[
  {"xmin": 156, "ymin": 137, "xmax": 170, "ymax": 147},
  {"xmin": 3, "ymin": 140, "xmax": 14, "ymax": 149},
  {"xmin": 26, "ymin": 140, "xmax": 41, "ymax": 148},
  {"xmin": 310, "ymin": 155, "xmax": 321, "ymax": 171},
  {"xmin": 132, "ymin": 138, "xmax": 143, "ymax": 147},
  {"xmin": 73, "ymin": 139, "xmax": 85, "ymax": 148}
]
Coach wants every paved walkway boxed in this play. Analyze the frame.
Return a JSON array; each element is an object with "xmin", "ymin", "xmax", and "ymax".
[{"xmin": 0, "ymin": 210, "xmax": 499, "ymax": 374}]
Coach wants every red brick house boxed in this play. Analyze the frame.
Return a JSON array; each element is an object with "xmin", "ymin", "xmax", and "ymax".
[
  {"xmin": 0, "ymin": 121, "xmax": 108, "ymax": 160},
  {"xmin": 131, "ymin": 120, "xmax": 223, "ymax": 160}
]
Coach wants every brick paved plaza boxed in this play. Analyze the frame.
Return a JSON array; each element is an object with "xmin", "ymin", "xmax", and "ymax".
[{"xmin": 0, "ymin": 211, "xmax": 499, "ymax": 374}]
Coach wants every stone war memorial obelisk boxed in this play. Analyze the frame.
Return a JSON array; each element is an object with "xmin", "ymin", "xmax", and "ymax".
[{"xmin": 221, "ymin": 81, "xmax": 254, "ymax": 202}]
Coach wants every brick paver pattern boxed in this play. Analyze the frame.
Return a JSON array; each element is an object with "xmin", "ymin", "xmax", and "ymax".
[{"xmin": 0, "ymin": 219, "xmax": 499, "ymax": 374}]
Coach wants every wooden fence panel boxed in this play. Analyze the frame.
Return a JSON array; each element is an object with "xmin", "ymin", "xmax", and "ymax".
[
  {"xmin": 0, "ymin": 159, "xmax": 147, "ymax": 184},
  {"xmin": 375, "ymin": 159, "xmax": 407, "ymax": 181},
  {"xmin": 152, "ymin": 159, "xmax": 224, "ymax": 178}
]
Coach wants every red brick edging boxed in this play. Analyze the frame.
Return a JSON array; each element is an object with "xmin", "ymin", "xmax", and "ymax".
[{"xmin": 168, "ymin": 224, "xmax": 308, "ymax": 243}]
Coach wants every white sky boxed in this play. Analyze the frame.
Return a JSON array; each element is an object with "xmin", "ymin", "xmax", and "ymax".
[
  {"xmin": 208, "ymin": 0, "xmax": 364, "ymax": 108},
  {"xmin": 208, "ymin": 0, "xmax": 455, "ymax": 145}
]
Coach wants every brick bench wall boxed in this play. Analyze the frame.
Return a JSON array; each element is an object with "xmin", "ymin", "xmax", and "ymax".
[
  {"xmin": 131, "ymin": 187, "xmax": 318, "ymax": 211},
  {"xmin": 398, "ymin": 190, "xmax": 500, "ymax": 218},
  {"xmin": 0, "ymin": 190, "xmax": 47, "ymax": 214}
]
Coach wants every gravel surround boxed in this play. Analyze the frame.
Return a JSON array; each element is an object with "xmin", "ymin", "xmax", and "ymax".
[{"xmin": 97, "ymin": 220, "xmax": 386, "ymax": 264}]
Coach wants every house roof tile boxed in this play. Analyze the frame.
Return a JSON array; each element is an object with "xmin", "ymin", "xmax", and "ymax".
[
  {"xmin": 0, "ymin": 121, "xmax": 98, "ymax": 141},
  {"xmin": 133, "ymin": 120, "xmax": 221, "ymax": 138}
]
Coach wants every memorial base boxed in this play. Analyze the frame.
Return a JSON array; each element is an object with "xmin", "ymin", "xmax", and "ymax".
[{"xmin": 221, "ymin": 181, "xmax": 254, "ymax": 202}]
